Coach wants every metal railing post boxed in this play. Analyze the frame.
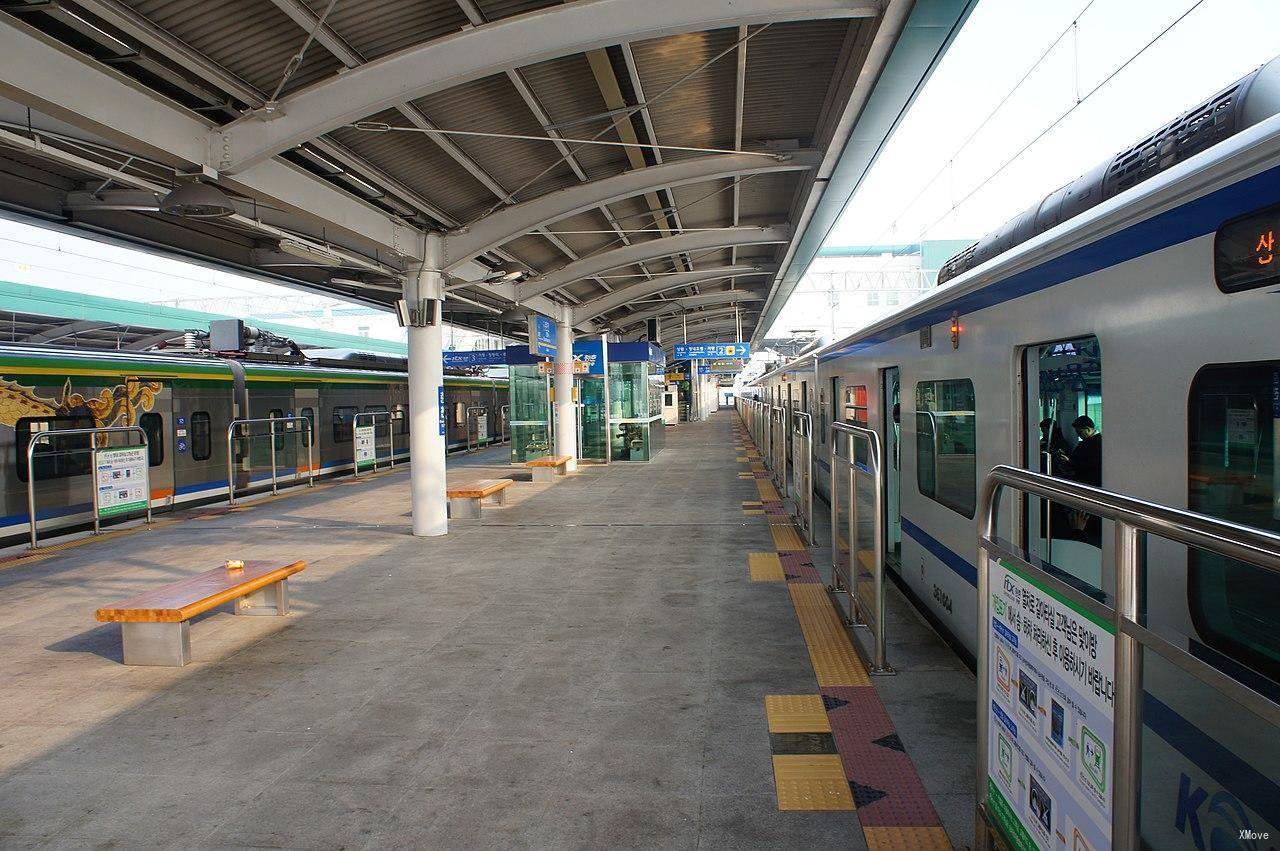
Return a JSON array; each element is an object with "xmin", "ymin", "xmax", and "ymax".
[
  {"xmin": 1113, "ymin": 520, "xmax": 1143, "ymax": 851},
  {"xmin": 305, "ymin": 419, "xmax": 316, "ymax": 487},
  {"xmin": 227, "ymin": 423, "xmax": 238, "ymax": 506},
  {"xmin": 269, "ymin": 418, "xmax": 278, "ymax": 495},
  {"xmin": 973, "ymin": 465, "xmax": 1280, "ymax": 851},
  {"xmin": 26, "ymin": 425, "xmax": 150, "ymax": 550},
  {"xmin": 500, "ymin": 404, "xmax": 510, "ymax": 444},
  {"xmin": 828, "ymin": 421, "xmax": 892, "ymax": 673},
  {"xmin": 465, "ymin": 405, "xmax": 486, "ymax": 453}
]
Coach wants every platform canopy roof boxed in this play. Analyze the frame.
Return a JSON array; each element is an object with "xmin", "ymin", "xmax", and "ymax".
[{"xmin": 0, "ymin": 0, "xmax": 972, "ymax": 343}]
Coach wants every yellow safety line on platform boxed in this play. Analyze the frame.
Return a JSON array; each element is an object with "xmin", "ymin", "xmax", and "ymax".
[
  {"xmin": 770, "ymin": 522, "xmax": 806, "ymax": 551},
  {"xmin": 764, "ymin": 695, "xmax": 831, "ymax": 733},
  {"xmin": 744, "ymin": 509, "xmax": 765, "ymax": 516},
  {"xmin": 757, "ymin": 480, "xmax": 780, "ymax": 502},
  {"xmin": 789, "ymin": 583, "xmax": 870, "ymax": 686},
  {"xmin": 862, "ymin": 826, "xmax": 953, "ymax": 850},
  {"xmin": 736, "ymin": 456, "xmax": 749, "ymax": 462},
  {"xmin": 742, "ymin": 501, "xmax": 762, "ymax": 508},
  {"xmin": 772, "ymin": 755, "xmax": 855, "ymax": 811},
  {"xmin": 748, "ymin": 552, "xmax": 785, "ymax": 582}
]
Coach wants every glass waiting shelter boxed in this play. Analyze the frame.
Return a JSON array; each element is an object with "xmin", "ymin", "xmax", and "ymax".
[
  {"xmin": 608, "ymin": 343, "xmax": 666, "ymax": 462},
  {"xmin": 504, "ymin": 346, "xmax": 552, "ymax": 464}
]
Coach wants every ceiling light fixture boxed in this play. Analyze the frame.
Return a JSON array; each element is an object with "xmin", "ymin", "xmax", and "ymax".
[{"xmin": 158, "ymin": 181, "xmax": 235, "ymax": 218}]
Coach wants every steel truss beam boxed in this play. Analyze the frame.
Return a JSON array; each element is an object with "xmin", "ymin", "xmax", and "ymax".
[
  {"xmin": 572, "ymin": 266, "xmax": 772, "ymax": 325},
  {"xmin": 442, "ymin": 151, "xmax": 815, "ymax": 272},
  {"xmin": 212, "ymin": 0, "xmax": 880, "ymax": 170},
  {"xmin": 522, "ymin": 226, "xmax": 788, "ymax": 302}
]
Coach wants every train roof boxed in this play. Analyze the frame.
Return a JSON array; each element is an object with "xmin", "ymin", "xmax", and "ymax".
[
  {"xmin": 752, "ymin": 56, "xmax": 1280, "ymax": 386},
  {"xmin": 0, "ymin": 344, "xmax": 507, "ymax": 386}
]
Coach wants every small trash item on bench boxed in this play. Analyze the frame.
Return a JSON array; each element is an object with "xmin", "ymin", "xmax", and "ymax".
[{"xmin": 225, "ymin": 559, "xmax": 245, "ymax": 574}]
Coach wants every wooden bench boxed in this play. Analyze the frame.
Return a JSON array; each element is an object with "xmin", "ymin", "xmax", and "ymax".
[
  {"xmin": 527, "ymin": 454, "xmax": 573, "ymax": 483},
  {"xmin": 96, "ymin": 559, "xmax": 305, "ymax": 666},
  {"xmin": 446, "ymin": 478, "xmax": 513, "ymax": 519}
]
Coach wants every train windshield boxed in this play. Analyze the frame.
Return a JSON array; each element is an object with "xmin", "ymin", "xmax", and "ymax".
[{"xmin": 1189, "ymin": 362, "xmax": 1280, "ymax": 683}]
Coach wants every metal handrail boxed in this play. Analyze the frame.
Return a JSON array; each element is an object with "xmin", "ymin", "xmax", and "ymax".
[
  {"xmin": 26, "ymin": 425, "xmax": 151, "ymax": 549},
  {"xmin": 976, "ymin": 464, "xmax": 1280, "ymax": 850},
  {"xmin": 227, "ymin": 416, "xmax": 315, "ymax": 505},
  {"xmin": 790, "ymin": 410, "xmax": 814, "ymax": 542},
  {"xmin": 769, "ymin": 404, "xmax": 786, "ymax": 491},
  {"xmin": 464, "ymin": 405, "xmax": 487, "ymax": 453},
  {"xmin": 353, "ymin": 410, "xmax": 394, "ymax": 477},
  {"xmin": 828, "ymin": 421, "xmax": 892, "ymax": 674},
  {"xmin": 916, "ymin": 409, "xmax": 941, "ymax": 493}
]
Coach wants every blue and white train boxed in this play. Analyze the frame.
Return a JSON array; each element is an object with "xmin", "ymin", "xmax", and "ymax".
[{"xmin": 748, "ymin": 58, "xmax": 1280, "ymax": 848}]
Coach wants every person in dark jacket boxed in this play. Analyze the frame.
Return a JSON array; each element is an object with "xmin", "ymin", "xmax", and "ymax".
[{"xmin": 1056, "ymin": 415, "xmax": 1101, "ymax": 486}]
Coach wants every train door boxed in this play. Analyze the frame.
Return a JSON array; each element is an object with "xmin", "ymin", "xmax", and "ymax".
[
  {"xmin": 1021, "ymin": 335, "xmax": 1104, "ymax": 590},
  {"xmin": 882, "ymin": 368, "xmax": 901, "ymax": 569},
  {"xmin": 126, "ymin": 376, "xmax": 173, "ymax": 507},
  {"xmin": 296, "ymin": 388, "xmax": 319, "ymax": 476}
]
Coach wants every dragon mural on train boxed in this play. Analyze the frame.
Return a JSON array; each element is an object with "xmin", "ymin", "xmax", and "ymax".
[{"xmin": 0, "ymin": 377, "xmax": 162, "ymax": 428}]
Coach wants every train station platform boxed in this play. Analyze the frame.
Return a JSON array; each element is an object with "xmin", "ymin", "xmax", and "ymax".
[{"xmin": 0, "ymin": 413, "xmax": 972, "ymax": 848}]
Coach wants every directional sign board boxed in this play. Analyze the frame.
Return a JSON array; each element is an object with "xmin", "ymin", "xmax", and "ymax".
[
  {"xmin": 94, "ymin": 445, "xmax": 149, "ymax": 518},
  {"xmin": 529, "ymin": 314, "xmax": 557, "ymax": 358},
  {"xmin": 672, "ymin": 342, "xmax": 750, "ymax": 360},
  {"xmin": 986, "ymin": 557, "xmax": 1114, "ymax": 851},
  {"xmin": 443, "ymin": 349, "xmax": 507, "ymax": 367}
]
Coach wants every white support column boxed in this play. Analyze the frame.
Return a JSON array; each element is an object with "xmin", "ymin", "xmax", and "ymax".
[
  {"xmin": 553, "ymin": 307, "xmax": 578, "ymax": 471},
  {"xmin": 408, "ymin": 232, "xmax": 448, "ymax": 536}
]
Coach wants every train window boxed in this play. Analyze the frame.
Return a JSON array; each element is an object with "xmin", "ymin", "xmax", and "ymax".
[
  {"xmin": 190, "ymin": 411, "xmax": 212, "ymax": 461},
  {"xmin": 1214, "ymin": 203, "xmax": 1280, "ymax": 293},
  {"xmin": 16, "ymin": 416, "xmax": 94, "ymax": 482},
  {"xmin": 1188, "ymin": 362, "xmax": 1280, "ymax": 681},
  {"xmin": 844, "ymin": 385, "xmax": 868, "ymax": 425},
  {"xmin": 268, "ymin": 409, "xmax": 285, "ymax": 451},
  {"xmin": 915, "ymin": 379, "xmax": 976, "ymax": 518},
  {"xmin": 1023, "ymin": 336, "xmax": 1103, "ymax": 590},
  {"xmin": 299, "ymin": 407, "xmax": 315, "ymax": 448},
  {"xmin": 332, "ymin": 406, "xmax": 357, "ymax": 443},
  {"xmin": 139, "ymin": 413, "xmax": 164, "ymax": 467}
]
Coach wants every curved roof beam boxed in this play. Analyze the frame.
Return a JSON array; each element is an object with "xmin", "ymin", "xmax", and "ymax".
[
  {"xmin": 523, "ymin": 225, "xmax": 789, "ymax": 302},
  {"xmin": 611, "ymin": 292, "xmax": 763, "ymax": 331},
  {"xmin": 212, "ymin": 0, "xmax": 878, "ymax": 171},
  {"xmin": 442, "ymin": 150, "xmax": 818, "ymax": 272},
  {"xmin": 573, "ymin": 265, "xmax": 773, "ymax": 325}
]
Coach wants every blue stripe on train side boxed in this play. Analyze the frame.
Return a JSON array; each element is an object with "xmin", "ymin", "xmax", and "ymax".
[
  {"xmin": 901, "ymin": 515, "xmax": 977, "ymax": 587},
  {"xmin": 819, "ymin": 161, "xmax": 1280, "ymax": 362}
]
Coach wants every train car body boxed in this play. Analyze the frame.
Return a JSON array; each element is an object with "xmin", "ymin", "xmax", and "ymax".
[
  {"xmin": 0, "ymin": 345, "xmax": 507, "ymax": 543},
  {"xmin": 749, "ymin": 61, "xmax": 1280, "ymax": 845}
]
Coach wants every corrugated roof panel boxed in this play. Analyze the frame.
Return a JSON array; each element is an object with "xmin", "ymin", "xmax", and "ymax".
[
  {"xmin": 473, "ymin": 0, "xmax": 559, "ymax": 21},
  {"xmin": 500, "ymin": 232, "xmax": 561, "ymax": 273},
  {"xmin": 409, "ymin": 73, "xmax": 581, "ymax": 205},
  {"xmin": 628, "ymin": 29, "xmax": 738, "ymax": 153},
  {"xmin": 743, "ymin": 21, "xmax": 853, "ymax": 145},
  {"xmin": 120, "ymin": 0, "xmax": 341, "ymax": 95},
  {"xmin": 515, "ymin": 55, "xmax": 631, "ymax": 181},
  {"xmin": 668, "ymin": 179, "xmax": 734, "ymax": 231},
  {"xmin": 302, "ymin": 0, "xmax": 470, "ymax": 62},
  {"xmin": 738, "ymin": 171, "xmax": 803, "ymax": 226},
  {"xmin": 328, "ymin": 111, "xmax": 495, "ymax": 224}
]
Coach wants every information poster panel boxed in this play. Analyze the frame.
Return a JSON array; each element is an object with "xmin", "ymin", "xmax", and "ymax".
[
  {"xmin": 476, "ymin": 414, "xmax": 488, "ymax": 442},
  {"xmin": 94, "ymin": 445, "xmax": 148, "ymax": 518},
  {"xmin": 987, "ymin": 557, "xmax": 1114, "ymax": 851},
  {"xmin": 354, "ymin": 424, "xmax": 376, "ymax": 470}
]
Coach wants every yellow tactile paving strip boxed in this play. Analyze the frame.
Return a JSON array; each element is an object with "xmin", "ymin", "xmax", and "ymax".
[
  {"xmin": 770, "ymin": 522, "xmax": 807, "ymax": 551},
  {"xmin": 772, "ymin": 755, "xmax": 855, "ymax": 811},
  {"xmin": 757, "ymin": 480, "xmax": 780, "ymax": 501},
  {"xmin": 748, "ymin": 552, "xmax": 785, "ymax": 582},
  {"xmin": 742, "ymin": 500, "xmax": 762, "ymax": 508},
  {"xmin": 765, "ymin": 695, "xmax": 831, "ymax": 733},
  {"xmin": 788, "ymin": 583, "xmax": 871, "ymax": 686},
  {"xmin": 736, "ymin": 455, "xmax": 749, "ymax": 462},
  {"xmin": 863, "ymin": 826, "xmax": 954, "ymax": 850}
]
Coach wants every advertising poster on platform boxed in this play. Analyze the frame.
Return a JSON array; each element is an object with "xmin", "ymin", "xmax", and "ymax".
[
  {"xmin": 354, "ymin": 424, "xmax": 376, "ymax": 470},
  {"xmin": 987, "ymin": 557, "xmax": 1114, "ymax": 851},
  {"xmin": 94, "ymin": 445, "xmax": 149, "ymax": 518}
]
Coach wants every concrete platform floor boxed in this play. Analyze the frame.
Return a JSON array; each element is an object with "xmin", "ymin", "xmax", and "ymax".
[{"xmin": 0, "ymin": 412, "xmax": 970, "ymax": 848}]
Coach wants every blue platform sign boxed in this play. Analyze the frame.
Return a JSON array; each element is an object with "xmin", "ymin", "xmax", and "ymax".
[
  {"xmin": 437, "ymin": 386, "xmax": 445, "ymax": 436},
  {"xmin": 673, "ymin": 342, "xmax": 750, "ymax": 360},
  {"xmin": 444, "ymin": 349, "xmax": 507, "ymax": 368},
  {"xmin": 698, "ymin": 365, "xmax": 711, "ymax": 375},
  {"xmin": 529, "ymin": 314, "xmax": 557, "ymax": 358}
]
